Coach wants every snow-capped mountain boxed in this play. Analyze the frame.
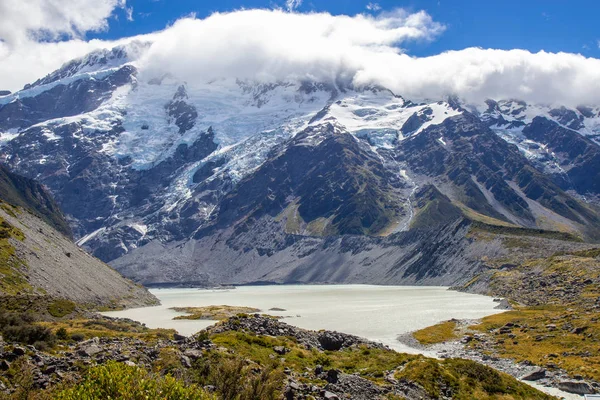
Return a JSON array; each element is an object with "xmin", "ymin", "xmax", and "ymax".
[{"xmin": 0, "ymin": 44, "xmax": 599, "ymax": 285}]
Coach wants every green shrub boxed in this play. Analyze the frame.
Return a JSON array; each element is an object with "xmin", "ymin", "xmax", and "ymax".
[
  {"xmin": 190, "ymin": 353, "xmax": 284, "ymax": 400},
  {"xmin": 0, "ymin": 311, "xmax": 55, "ymax": 348},
  {"xmin": 56, "ymin": 327, "xmax": 69, "ymax": 341},
  {"xmin": 314, "ymin": 353, "xmax": 331, "ymax": 367},
  {"xmin": 54, "ymin": 361, "xmax": 214, "ymax": 400},
  {"xmin": 195, "ymin": 330, "xmax": 210, "ymax": 342},
  {"xmin": 70, "ymin": 333, "xmax": 85, "ymax": 342},
  {"xmin": 47, "ymin": 299, "xmax": 76, "ymax": 318},
  {"xmin": 395, "ymin": 358, "xmax": 553, "ymax": 399}
]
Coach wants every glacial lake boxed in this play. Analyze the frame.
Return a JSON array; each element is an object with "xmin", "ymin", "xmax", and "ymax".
[{"xmin": 103, "ymin": 284, "xmax": 504, "ymax": 354}]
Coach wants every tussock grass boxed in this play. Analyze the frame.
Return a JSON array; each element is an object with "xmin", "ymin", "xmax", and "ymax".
[{"xmin": 413, "ymin": 320, "xmax": 459, "ymax": 345}]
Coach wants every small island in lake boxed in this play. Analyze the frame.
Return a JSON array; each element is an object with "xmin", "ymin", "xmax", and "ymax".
[{"xmin": 171, "ymin": 305, "xmax": 261, "ymax": 320}]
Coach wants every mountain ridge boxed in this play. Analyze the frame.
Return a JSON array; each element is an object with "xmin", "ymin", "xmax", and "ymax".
[{"xmin": 1, "ymin": 44, "xmax": 599, "ymax": 286}]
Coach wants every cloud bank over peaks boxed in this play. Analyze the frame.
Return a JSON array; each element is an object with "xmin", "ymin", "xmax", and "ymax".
[
  {"xmin": 135, "ymin": 9, "xmax": 600, "ymax": 107},
  {"xmin": 137, "ymin": 9, "xmax": 445, "ymax": 85},
  {"xmin": 2, "ymin": 6, "xmax": 600, "ymax": 108}
]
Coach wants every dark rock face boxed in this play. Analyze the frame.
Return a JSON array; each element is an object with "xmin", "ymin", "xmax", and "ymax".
[
  {"xmin": 0, "ymin": 164, "xmax": 71, "ymax": 237},
  {"xmin": 212, "ymin": 123, "xmax": 404, "ymax": 236},
  {"xmin": 0, "ymin": 65, "xmax": 136, "ymax": 131},
  {"xmin": 523, "ymin": 116, "xmax": 600, "ymax": 196},
  {"xmin": 396, "ymin": 113, "xmax": 600, "ymax": 232},
  {"xmin": 165, "ymin": 85, "xmax": 198, "ymax": 133},
  {"xmin": 399, "ymin": 114, "xmax": 530, "ymax": 223},
  {"xmin": 84, "ymin": 129, "xmax": 219, "ymax": 261},
  {"xmin": 549, "ymin": 107, "xmax": 585, "ymax": 130},
  {"xmin": 401, "ymin": 109, "xmax": 431, "ymax": 135},
  {"xmin": 410, "ymin": 185, "xmax": 462, "ymax": 229},
  {"xmin": 0, "ymin": 121, "xmax": 218, "ymax": 261}
]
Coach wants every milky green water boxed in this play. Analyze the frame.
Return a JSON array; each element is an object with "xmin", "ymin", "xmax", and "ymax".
[{"xmin": 103, "ymin": 284, "xmax": 503, "ymax": 354}]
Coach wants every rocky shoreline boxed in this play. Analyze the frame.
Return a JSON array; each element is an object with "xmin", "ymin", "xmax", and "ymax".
[
  {"xmin": 0, "ymin": 314, "xmax": 421, "ymax": 399},
  {"xmin": 0, "ymin": 314, "xmax": 556, "ymax": 399},
  {"xmin": 397, "ymin": 319, "xmax": 600, "ymax": 398}
]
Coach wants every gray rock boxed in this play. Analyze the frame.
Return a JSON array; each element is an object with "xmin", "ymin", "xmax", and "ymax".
[
  {"xmin": 494, "ymin": 299, "xmax": 512, "ymax": 310},
  {"xmin": 183, "ymin": 349, "xmax": 203, "ymax": 360},
  {"xmin": 520, "ymin": 367, "xmax": 546, "ymax": 381},
  {"xmin": 273, "ymin": 346, "xmax": 290, "ymax": 355},
  {"xmin": 13, "ymin": 347, "xmax": 26, "ymax": 356},
  {"xmin": 324, "ymin": 391, "xmax": 339, "ymax": 400},
  {"xmin": 557, "ymin": 380, "xmax": 594, "ymax": 395},
  {"xmin": 43, "ymin": 366, "xmax": 56, "ymax": 375},
  {"xmin": 78, "ymin": 344, "xmax": 101, "ymax": 357},
  {"xmin": 570, "ymin": 326, "xmax": 588, "ymax": 335},
  {"xmin": 180, "ymin": 355, "xmax": 192, "ymax": 368},
  {"xmin": 318, "ymin": 332, "xmax": 345, "ymax": 351}
]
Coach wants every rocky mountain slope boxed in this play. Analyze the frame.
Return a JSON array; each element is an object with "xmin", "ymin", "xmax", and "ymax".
[
  {"xmin": 0, "ymin": 164, "xmax": 71, "ymax": 237},
  {"xmin": 0, "ymin": 167, "xmax": 157, "ymax": 308},
  {"xmin": 1, "ymin": 43, "xmax": 599, "ymax": 286}
]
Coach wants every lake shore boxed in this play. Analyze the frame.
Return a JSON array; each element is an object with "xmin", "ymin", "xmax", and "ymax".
[{"xmin": 398, "ymin": 320, "xmax": 596, "ymax": 399}]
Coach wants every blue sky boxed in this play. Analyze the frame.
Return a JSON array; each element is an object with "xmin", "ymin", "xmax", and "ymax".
[{"xmin": 98, "ymin": 0, "xmax": 600, "ymax": 57}]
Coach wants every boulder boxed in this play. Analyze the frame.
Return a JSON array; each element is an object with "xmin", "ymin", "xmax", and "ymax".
[
  {"xmin": 180, "ymin": 355, "xmax": 192, "ymax": 368},
  {"xmin": 174, "ymin": 333, "xmax": 187, "ymax": 341},
  {"xmin": 77, "ymin": 344, "xmax": 101, "ymax": 357},
  {"xmin": 557, "ymin": 380, "xmax": 594, "ymax": 395},
  {"xmin": 571, "ymin": 326, "xmax": 589, "ymax": 335},
  {"xmin": 318, "ymin": 332, "xmax": 344, "ymax": 351},
  {"xmin": 494, "ymin": 299, "xmax": 512, "ymax": 310},
  {"xmin": 183, "ymin": 349, "xmax": 203, "ymax": 360},
  {"xmin": 326, "ymin": 369, "xmax": 340, "ymax": 384},
  {"xmin": 273, "ymin": 346, "xmax": 290, "ymax": 355},
  {"xmin": 12, "ymin": 347, "xmax": 26, "ymax": 356},
  {"xmin": 520, "ymin": 367, "xmax": 546, "ymax": 381}
]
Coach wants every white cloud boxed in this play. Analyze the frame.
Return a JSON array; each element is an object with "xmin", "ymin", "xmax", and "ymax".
[
  {"xmin": 354, "ymin": 48, "xmax": 600, "ymax": 106},
  {"xmin": 0, "ymin": 0, "xmax": 128, "ymax": 91},
  {"xmin": 286, "ymin": 0, "xmax": 302, "ymax": 11},
  {"xmin": 366, "ymin": 3, "xmax": 382, "ymax": 11},
  {"xmin": 0, "ymin": 0, "xmax": 126, "ymax": 46},
  {"xmin": 1, "ymin": 7, "xmax": 600, "ymax": 107},
  {"xmin": 138, "ymin": 9, "xmax": 444, "ymax": 86},
  {"xmin": 125, "ymin": 6, "xmax": 134, "ymax": 22}
]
